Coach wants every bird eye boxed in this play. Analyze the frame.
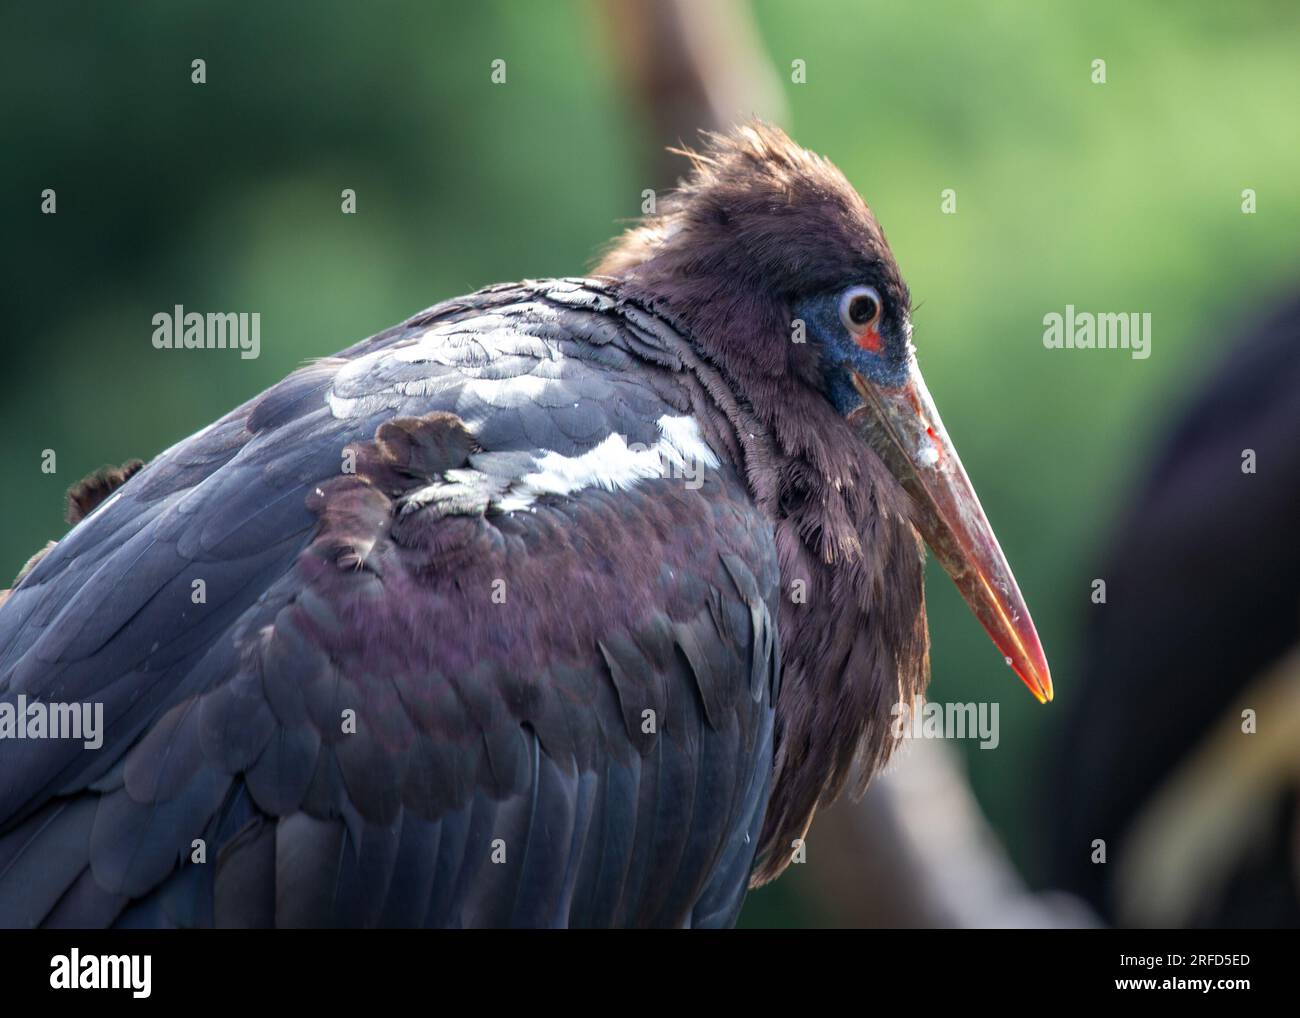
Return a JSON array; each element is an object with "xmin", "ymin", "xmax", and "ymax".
[{"xmin": 839, "ymin": 285, "xmax": 883, "ymax": 333}]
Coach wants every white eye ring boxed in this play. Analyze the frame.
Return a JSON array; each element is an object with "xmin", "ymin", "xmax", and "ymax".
[{"xmin": 838, "ymin": 285, "xmax": 883, "ymax": 333}]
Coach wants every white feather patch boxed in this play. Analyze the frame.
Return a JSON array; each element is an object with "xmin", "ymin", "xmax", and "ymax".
[{"xmin": 495, "ymin": 414, "xmax": 719, "ymax": 512}]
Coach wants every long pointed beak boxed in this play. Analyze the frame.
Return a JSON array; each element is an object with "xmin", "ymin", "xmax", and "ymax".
[{"xmin": 848, "ymin": 362, "xmax": 1053, "ymax": 703}]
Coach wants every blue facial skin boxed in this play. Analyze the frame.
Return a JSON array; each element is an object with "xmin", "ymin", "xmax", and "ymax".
[{"xmin": 796, "ymin": 291, "xmax": 911, "ymax": 416}]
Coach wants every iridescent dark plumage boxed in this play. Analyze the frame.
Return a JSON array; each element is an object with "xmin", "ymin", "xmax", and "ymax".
[
  {"xmin": 0, "ymin": 125, "xmax": 984, "ymax": 927},
  {"xmin": 599, "ymin": 127, "xmax": 928, "ymax": 881}
]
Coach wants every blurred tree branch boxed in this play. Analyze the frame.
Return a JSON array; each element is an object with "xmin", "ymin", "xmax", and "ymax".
[{"xmin": 595, "ymin": 0, "xmax": 787, "ymax": 188}]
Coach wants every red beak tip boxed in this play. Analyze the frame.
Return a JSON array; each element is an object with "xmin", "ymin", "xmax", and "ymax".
[
  {"xmin": 1027, "ymin": 666, "xmax": 1054, "ymax": 704},
  {"xmin": 1007, "ymin": 654, "xmax": 1053, "ymax": 704}
]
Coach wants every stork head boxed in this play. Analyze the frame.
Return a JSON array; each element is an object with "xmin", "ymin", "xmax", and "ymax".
[{"xmin": 600, "ymin": 121, "xmax": 1052, "ymax": 704}]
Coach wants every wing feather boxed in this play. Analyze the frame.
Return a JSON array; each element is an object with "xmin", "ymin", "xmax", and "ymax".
[{"xmin": 0, "ymin": 279, "xmax": 780, "ymax": 927}]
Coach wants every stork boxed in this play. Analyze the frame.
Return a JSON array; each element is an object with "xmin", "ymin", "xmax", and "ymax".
[{"xmin": 0, "ymin": 123, "xmax": 1050, "ymax": 928}]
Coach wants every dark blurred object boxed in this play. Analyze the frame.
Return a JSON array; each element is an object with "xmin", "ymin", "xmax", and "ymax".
[
  {"xmin": 1052, "ymin": 293, "xmax": 1300, "ymax": 927},
  {"xmin": 596, "ymin": 0, "xmax": 785, "ymax": 187}
]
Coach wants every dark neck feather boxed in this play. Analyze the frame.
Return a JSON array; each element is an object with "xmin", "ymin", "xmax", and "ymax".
[{"xmin": 611, "ymin": 275, "xmax": 931, "ymax": 885}]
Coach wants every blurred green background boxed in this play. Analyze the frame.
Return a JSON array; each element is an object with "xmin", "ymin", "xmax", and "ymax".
[{"xmin": 2, "ymin": 1, "xmax": 1297, "ymax": 926}]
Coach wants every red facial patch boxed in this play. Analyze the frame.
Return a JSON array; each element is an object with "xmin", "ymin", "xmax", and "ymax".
[{"xmin": 855, "ymin": 326, "xmax": 883, "ymax": 353}]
